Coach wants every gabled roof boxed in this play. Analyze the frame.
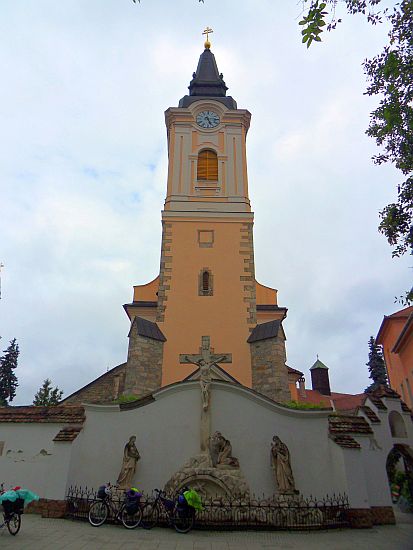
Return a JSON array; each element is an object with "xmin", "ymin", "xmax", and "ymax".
[
  {"xmin": 376, "ymin": 305, "xmax": 413, "ymax": 344},
  {"xmin": 184, "ymin": 364, "xmax": 240, "ymax": 384},
  {"xmin": 60, "ymin": 362, "xmax": 126, "ymax": 404}
]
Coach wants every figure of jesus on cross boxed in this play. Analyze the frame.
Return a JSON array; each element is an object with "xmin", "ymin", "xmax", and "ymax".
[{"xmin": 180, "ymin": 336, "xmax": 232, "ymax": 452}]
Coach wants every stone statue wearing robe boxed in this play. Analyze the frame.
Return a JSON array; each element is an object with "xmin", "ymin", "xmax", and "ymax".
[
  {"xmin": 117, "ymin": 435, "xmax": 140, "ymax": 489},
  {"xmin": 210, "ymin": 431, "xmax": 239, "ymax": 468},
  {"xmin": 270, "ymin": 435, "xmax": 296, "ymax": 494}
]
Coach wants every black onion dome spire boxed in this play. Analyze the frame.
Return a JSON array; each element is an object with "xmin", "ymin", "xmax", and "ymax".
[{"xmin": 179, "ymin": 47, "xmax": 237, "ymax": 109}]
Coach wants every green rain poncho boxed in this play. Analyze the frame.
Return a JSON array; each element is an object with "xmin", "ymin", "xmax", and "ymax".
[{"xmin": 183, "ymin": 489, "xmax": 203, "ymax": 511}]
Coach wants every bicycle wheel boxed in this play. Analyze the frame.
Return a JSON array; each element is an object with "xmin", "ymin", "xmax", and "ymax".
[
  {"xmin": 120, "ymin": 504, "xmax": 142, "ymax": 529},
  {"xmin": 7, "ymin": 513, "xmax": 21, "ymax": 535},
  {"xmin": 88, "ymin": 500, "xmax": 108, "ymax": 527},
  {"xmin": 173, "ymin": 507, "xmax": 195, "ymax": 534},
  {"xmin": 141, "ymin": 502, "xmax": 159, "ymax": 529}
]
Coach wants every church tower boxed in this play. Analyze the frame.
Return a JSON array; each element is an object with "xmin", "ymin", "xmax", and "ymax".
[{"xmin": 124, "ymin": 34, "xmax": 290, "ymax": 402}]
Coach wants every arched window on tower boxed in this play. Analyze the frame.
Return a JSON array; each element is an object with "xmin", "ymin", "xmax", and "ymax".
[
  {"xmin": 197, "ymin": 149, "xmax": 218, "ymax": 181},
  {"xmin": 199, "ymin": 268, "xmax": 213, "ymax": 296}
]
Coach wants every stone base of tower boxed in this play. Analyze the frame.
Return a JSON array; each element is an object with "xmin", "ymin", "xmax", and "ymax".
[
  {"xmin": 123, "ymin": 316, "xmax": 166, "ymax": 398},
  {"xmin": 248, "ymin": 320, "xmax": 290, "ymax": 403}
]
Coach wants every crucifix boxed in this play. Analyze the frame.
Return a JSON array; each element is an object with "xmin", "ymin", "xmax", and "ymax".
[
  {"xmin": 202, "ymin": 26, "xmax": 213, "ymax": 48},
  {"xmin": 180, "ymin": 336, "xmax": 232, "ymax": 453}
]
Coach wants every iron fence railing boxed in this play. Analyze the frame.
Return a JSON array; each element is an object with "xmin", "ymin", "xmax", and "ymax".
[{"xmin": 65, "ymin": 486, "xmax": 349, "ymax": 530}]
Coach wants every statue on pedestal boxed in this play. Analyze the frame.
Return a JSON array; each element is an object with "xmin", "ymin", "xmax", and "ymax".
[
  {"xmin": 117, "ymin": 435, "xmax": 140, "ymax": 489},
  {"xmin": 270, "ymin": 435, "xmax": 296, "ymax": 494}
]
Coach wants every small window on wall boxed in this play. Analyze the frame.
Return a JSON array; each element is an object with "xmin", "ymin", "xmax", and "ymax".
[
  {"xmin": 199, "ymin": 268, "xmax": 213, "ymax": 296},
  {"xmin": 197, "ymin": 149, "xmax": 218, "ymax": 181}
]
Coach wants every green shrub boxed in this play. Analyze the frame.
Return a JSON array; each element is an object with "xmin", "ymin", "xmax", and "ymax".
[{"xmin": 283, "ymin": 400, "xmax": 328, "ymax": 410}]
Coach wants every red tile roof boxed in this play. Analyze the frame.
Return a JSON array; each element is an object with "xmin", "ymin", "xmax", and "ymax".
[
  {"xmin": 329, "ymin": 435, "xmax": 361, "ymax": 449},
  {"xmin": 332, "ymin": 394, "xmax": 366, "ymax": 412},
  {"xmin": 359, "ymin": 405, "xmax": 381, "ymax": 423},
  {"xmin": 53, "ymin": 426, "xmax": 83, "ymax": 442},
  {"xmin": 329, "ymin": 415, "xmax": 373, "ymax": 436},
  {"xmin": 0, "ymin": 406, "xmax": 85, "ymax": 424},
  {"xmin": 295, "ymin": 389, "xmax": 331, "ymax": 407}
]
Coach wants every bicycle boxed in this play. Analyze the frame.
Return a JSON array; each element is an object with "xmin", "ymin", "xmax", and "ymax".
[
  {"xmin": 88, "ymin": 484, "xmax": 142, "ymax": 529},
  {"xmin": 0, "ymin": 484, "xmax": 22, "ymax": 536},
  {"xmin": 141, "ymin": 489, "xmax": 195, "ymax": 534}
]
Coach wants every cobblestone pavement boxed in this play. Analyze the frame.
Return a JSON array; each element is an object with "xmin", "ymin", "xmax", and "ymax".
[{"xmin": 0, "ymin": 513, "xmax": 412, "ymax": 549}]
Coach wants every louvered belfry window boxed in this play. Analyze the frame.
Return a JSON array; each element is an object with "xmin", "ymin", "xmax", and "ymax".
[
  {"xmin": 202, "ymin": 270, "xmax": 210, "ymax": 292},
  {"xmin": 197, "ymin": 149, "xmax": 218, "ymax": 181}
]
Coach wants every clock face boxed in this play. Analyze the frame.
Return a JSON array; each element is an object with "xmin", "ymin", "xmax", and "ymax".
[{"xmin": 196, "ymin": 111, "xmax": 220, "ymax": 129}]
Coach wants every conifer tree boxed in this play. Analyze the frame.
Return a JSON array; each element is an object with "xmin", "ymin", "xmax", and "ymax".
[
  {"xmin": 0, "ymin": 338, "xmax": 19, "ymax": 406},
  {"xmin": 365, "ymin": 336, "xmax": 388, "ymax": 392},
  {"xmin": 33, "ymin": 378, "xmax": 63, "ymax": 406}
]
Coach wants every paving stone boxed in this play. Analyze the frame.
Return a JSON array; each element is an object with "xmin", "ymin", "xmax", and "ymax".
[{"xmin": 1, "ymin": 514, "xmax": 413, "ymax": 549}]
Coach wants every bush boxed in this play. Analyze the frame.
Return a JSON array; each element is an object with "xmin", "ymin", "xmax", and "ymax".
[{"xmin": 283, "ymin": 400, "xmax": 328, "ymax": 410}]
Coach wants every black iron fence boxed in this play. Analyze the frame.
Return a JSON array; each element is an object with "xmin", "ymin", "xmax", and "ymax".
[
  {"xmin": 65, "ymin": 486, "xmax": 349, "ymax": 530},
  {"xmin": 66, "ymin": 486, "xmax": 349, "ymax": 530}
]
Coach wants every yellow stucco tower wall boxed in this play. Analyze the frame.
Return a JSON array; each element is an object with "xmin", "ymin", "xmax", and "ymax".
[{"xmin": 124, "ymin": 45, "xmax": 287, "ymax": 394}]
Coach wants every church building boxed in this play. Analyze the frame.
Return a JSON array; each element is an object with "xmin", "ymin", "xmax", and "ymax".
[
  {"xmin": 1, "ymin": 34, "xmax": 412, "ymax": 528},
  {"xmin": 63, "ymin": 33, "xmax": 290, "ymax": 406}
]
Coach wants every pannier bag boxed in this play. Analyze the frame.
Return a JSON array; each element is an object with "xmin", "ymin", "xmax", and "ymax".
[
  {"xmin": 1, "ymin": 499, "xmax": 24, "ymax": 520},
  {"xmin": 97, "ymin": 485, "xmax": 110, "ymax": 500},
  {"xmin": 125, "ymin": 489, "xmax": 141, "ymax": 515}
]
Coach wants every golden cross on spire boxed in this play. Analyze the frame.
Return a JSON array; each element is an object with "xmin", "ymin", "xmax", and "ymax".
[{"xmin": 202, "ymin": 26, "xmax": 213, "ymax": 49}]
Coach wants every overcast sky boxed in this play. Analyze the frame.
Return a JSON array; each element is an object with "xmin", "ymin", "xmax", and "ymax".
[{"xmin": 0, "ymin": 1, "xmax": 411, "ymax": 405}]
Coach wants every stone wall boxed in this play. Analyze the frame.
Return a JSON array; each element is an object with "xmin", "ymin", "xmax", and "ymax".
[
  {"xmin": 250, "ymin": 336, "xmax": 290, "ymax": 403},
  {"xmin": 63, "ymin": 364, "xmax": 126, "ymax": 405},
  {"xmin": 123, "ymin": 332, "xmax": 164, "ymax": 397},
  {"xmin": 156, "ymin": 221, "xmax": 172, "ymax": 323},
  {"xmin": 344, "ymin": 506, "xmax": 395, "ymax": 528},
  {"xmin": 27, "ymin": 498, "xmax": 67, "ymax": 519},
  {"xmin": 239, "ymin": 222, "xmax": 257, "ymax": 327}
]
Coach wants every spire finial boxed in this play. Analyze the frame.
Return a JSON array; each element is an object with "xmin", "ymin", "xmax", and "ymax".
[{"xmin": 202, "ymin": 26, "xmax": 213, "ymax": 49}]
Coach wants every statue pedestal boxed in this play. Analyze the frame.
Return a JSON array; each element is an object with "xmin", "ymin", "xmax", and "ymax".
[{"xmin": 164, "ymin": 453, "xmax": 250, "ymax": 499}]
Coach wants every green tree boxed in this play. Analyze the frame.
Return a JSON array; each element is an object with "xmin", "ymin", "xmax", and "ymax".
[
  {"xmin": 33, "ymin": 378, "xmax": 63, "ymax": 406},
  {"xmin": 300, "ymin": 1, "xmax": 413, "ymax": 303},
  {"xmin": 0, "ymin": 338, "xmax": 19, "ymax": 406},
  {"xmin": 365, "ymin": 335, "xmax": 388, "ymax": 392}
]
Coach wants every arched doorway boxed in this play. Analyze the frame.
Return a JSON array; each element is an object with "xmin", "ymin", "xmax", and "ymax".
[{"xmin": 386, "ymin": 444, "xmax": 413, "ymax": 511}]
